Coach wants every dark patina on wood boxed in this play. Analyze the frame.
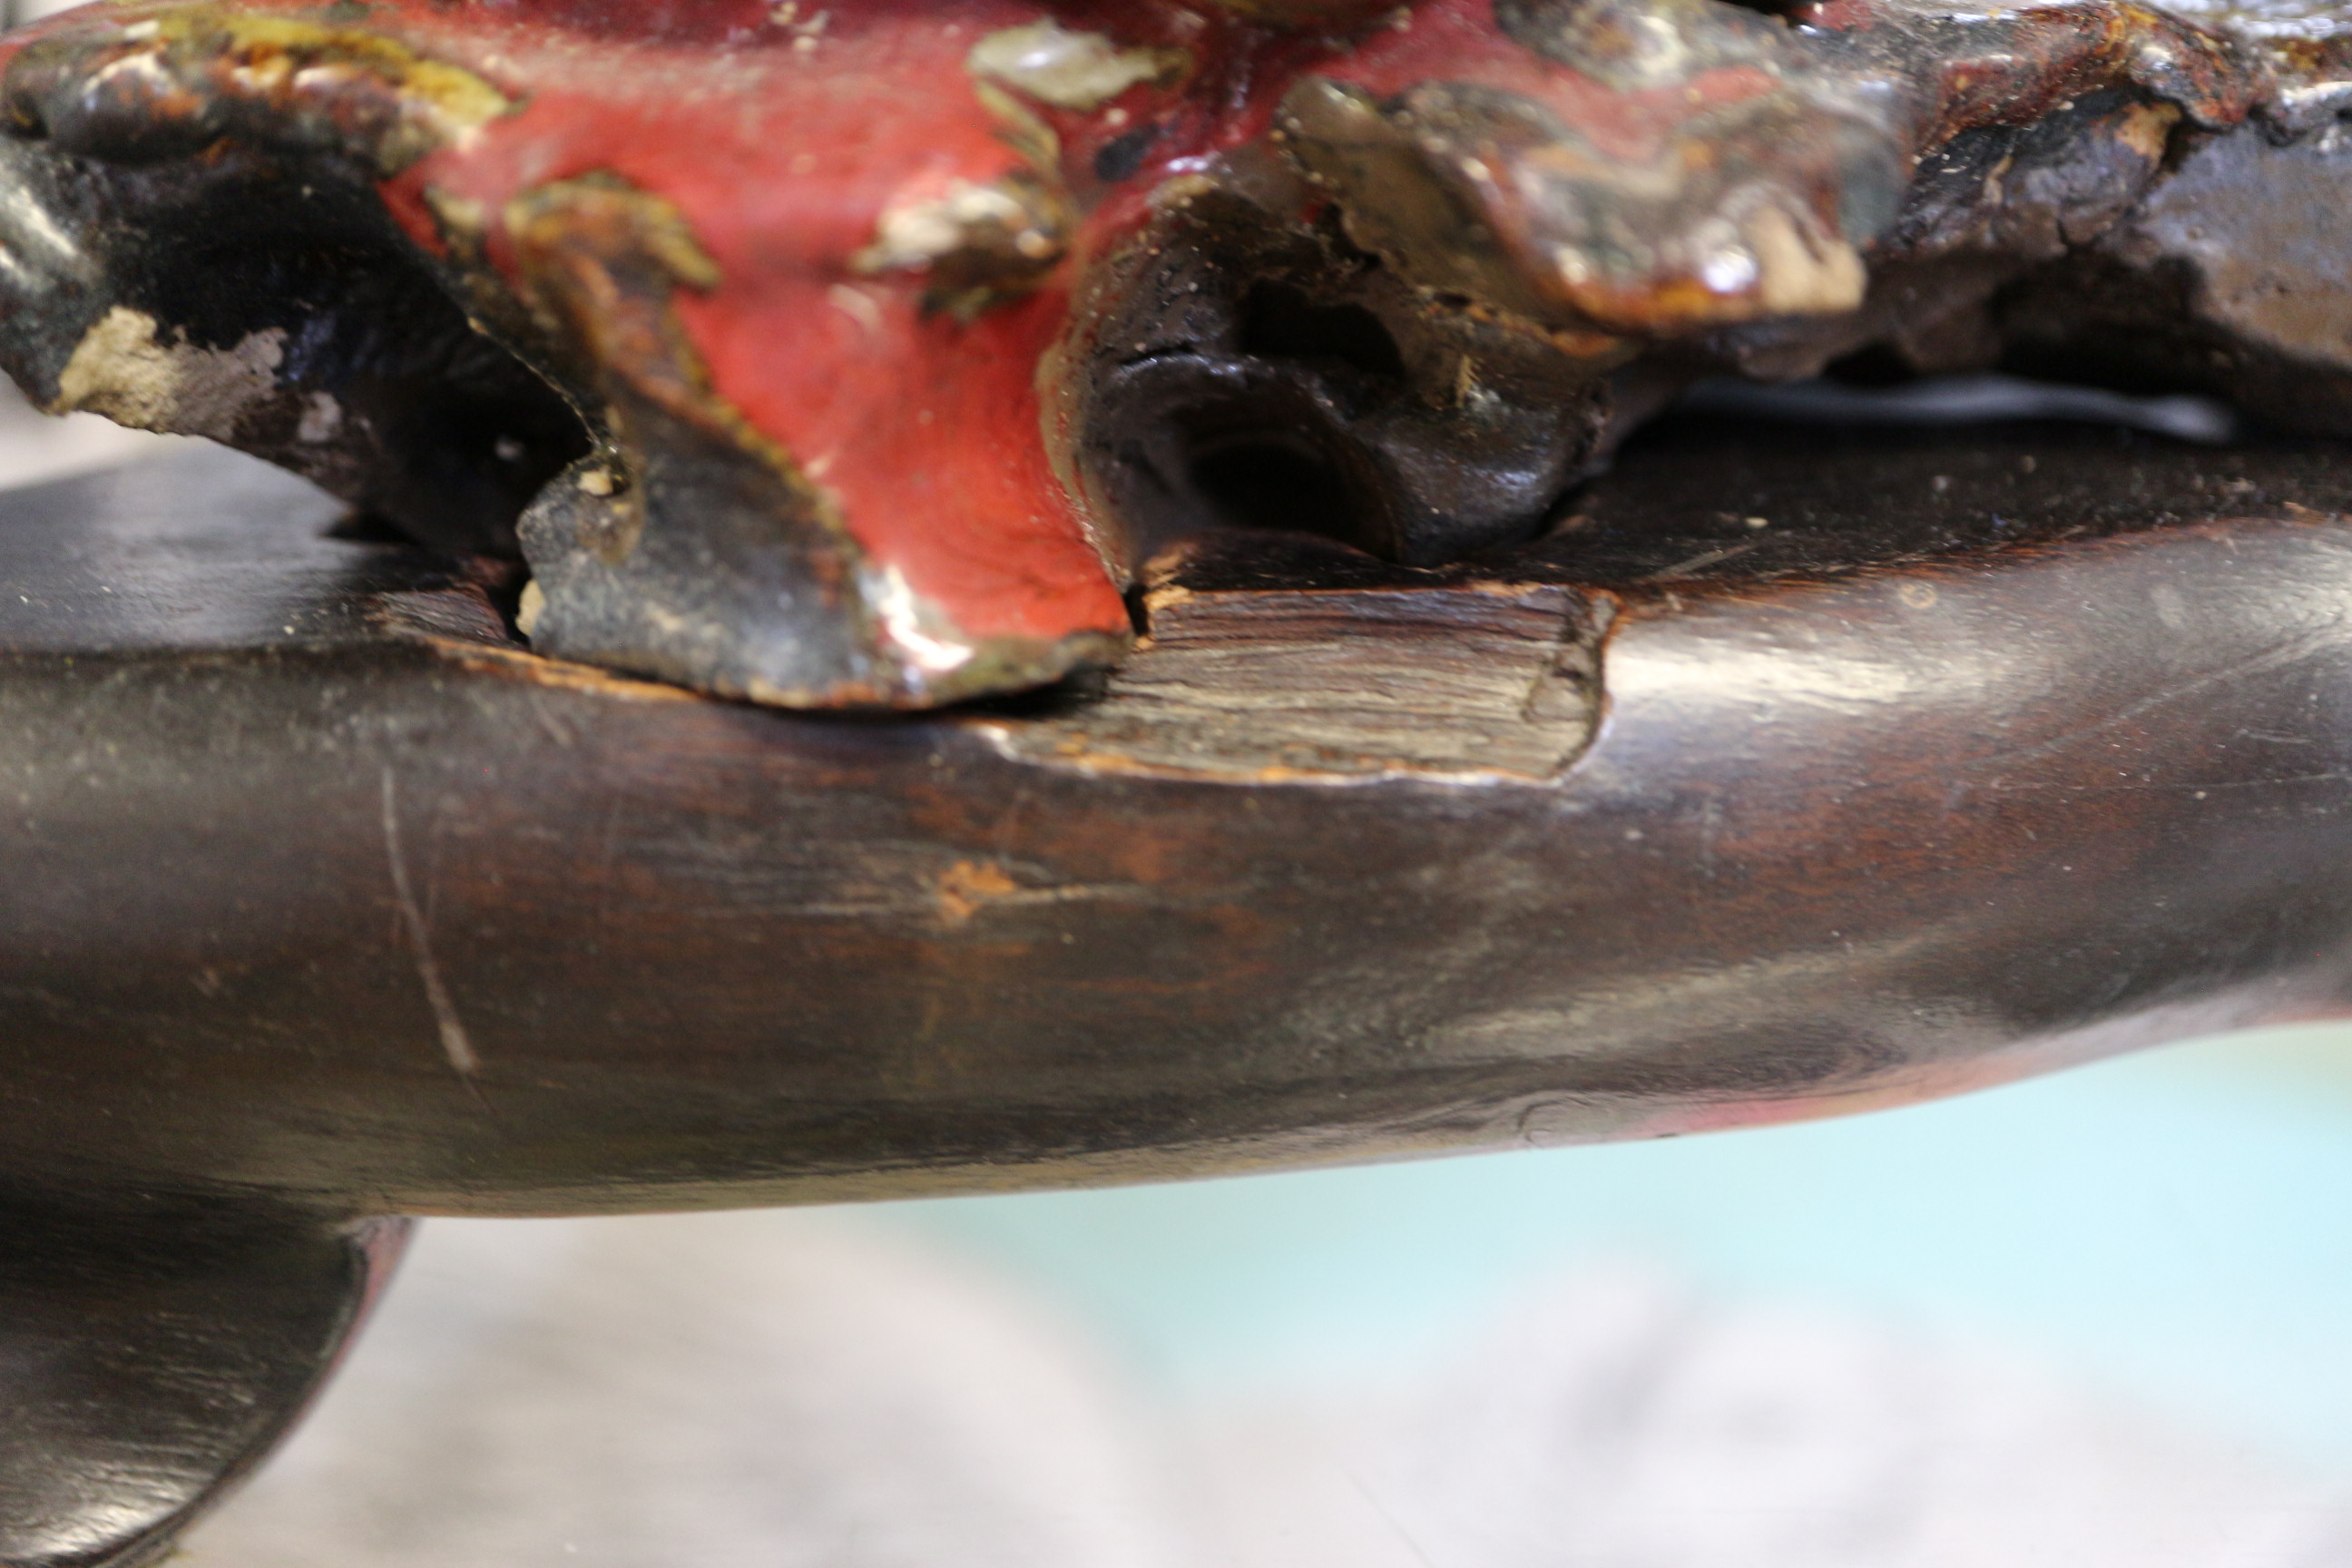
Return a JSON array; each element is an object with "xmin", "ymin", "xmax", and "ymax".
[{"xmin": 11, "ymin": 419, "xmax": 2352, "ymax": 1562}]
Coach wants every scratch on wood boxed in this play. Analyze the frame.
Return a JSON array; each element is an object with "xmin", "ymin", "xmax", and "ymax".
[
  {"xmin": 937, "ymin": 859, "xmax": 1021, "ymax": 925},
  {"xmin": 1640, "ymin": 539, "xmax": 1766, "ymax": 582},
  {"xmin": 380, "ymin": 767, "xmax": 481, "ymax": 1077},
  {"xmin": 934, "ymin": 858, "xmax": 1144, "ymax": 926},
  {"xmin": 419, "ymin": 637, "xmax": 703, "ymax": 702}
]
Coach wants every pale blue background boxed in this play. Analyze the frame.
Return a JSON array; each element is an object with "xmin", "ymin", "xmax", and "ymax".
[{"xmin": 879, "ymin": 1028, "xmax": 2352, "ymax": 1470}]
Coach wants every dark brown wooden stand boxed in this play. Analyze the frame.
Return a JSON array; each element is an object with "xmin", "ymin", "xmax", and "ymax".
[{"xmin": 9, "ymin": 420, "xmax": 2352, "ymax": 1564}]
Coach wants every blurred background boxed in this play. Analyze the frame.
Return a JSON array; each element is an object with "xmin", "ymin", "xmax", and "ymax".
[{"xmin": 170, "ymin": 1020, "xmax": 2352, "ymax": 1568}]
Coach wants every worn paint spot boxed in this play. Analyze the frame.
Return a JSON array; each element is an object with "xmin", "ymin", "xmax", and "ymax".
[
  {"xmin": 1744, "ymin": 205, "xmax": 1867, "ymax": 318},
  {"xmin": 936, "ymin": 858, "xmax": 1021, "ymax": 925},
  {"xmin": 851, "ymin": 172, "xmax": 1072, "ymax": 315},
  {"xmin": 966, "ymin": 20, "xmax": 1187, "ymax": 112},
  {"xmin": 295, "ymin": 389, "xmax": 343, "ymax": 442},
  {"xmin": 53, "ymin": 307, "xmax": 283, "ymax": 440},
  {"xmin": 515, "ymin": 578, "xmax": 545, "ymax": 638},
  {"xmin": 2116, "ymin": 101, "xmax": 2181, "ymax": 160}
]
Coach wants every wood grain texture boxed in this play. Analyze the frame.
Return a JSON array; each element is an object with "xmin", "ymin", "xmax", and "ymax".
[
  {"xmin": 0, "ymin": 1195, "xmax": 406, "ymax": 1568},
  {"xmin": 12, "ymin": 426, "xmax": 2352, "ymax": 1568},
  {"xmin": 3, "ymin": 433, "xmax": 2350, "ymax": 1218},
  {"xmin": 992, "ymin": 572, "xmax": 1607, "ymax": 781}
]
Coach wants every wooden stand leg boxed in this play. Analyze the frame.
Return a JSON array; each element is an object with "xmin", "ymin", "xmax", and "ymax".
[{"xmin": 0, "ymin": 1192, "xmax": 408, "ymax": 1568}]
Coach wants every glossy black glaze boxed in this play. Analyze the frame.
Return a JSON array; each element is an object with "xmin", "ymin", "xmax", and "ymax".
[{"xmin": 0, "ymin": 133, "xmax": 585, "ymax": 556}]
